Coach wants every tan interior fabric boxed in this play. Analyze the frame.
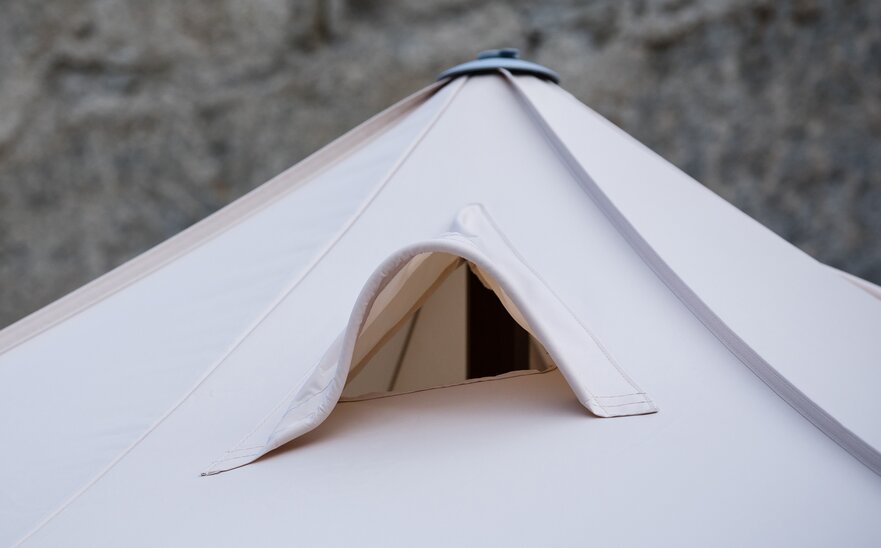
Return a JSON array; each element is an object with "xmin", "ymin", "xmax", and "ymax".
[{"xmin": 349, "ymin": 253, "xmax": 463, "ymax": 377}]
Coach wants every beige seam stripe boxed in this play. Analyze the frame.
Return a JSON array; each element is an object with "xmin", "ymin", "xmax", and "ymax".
[
  {"xmin": 0, "ymin": 80, "xmax": 447, "ymax": 357},
  {"xmin": 498, "ymin": 69, "xmax": 881, "ymax": 477},
  {"xmin": 10, "ymin": 80, "xmax": 460, "ymax": 547}
]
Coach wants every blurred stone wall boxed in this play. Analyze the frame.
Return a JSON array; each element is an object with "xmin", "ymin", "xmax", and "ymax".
[{"xmin": 1, "ymin": 0, "xmax": 879, "ymax": 328}]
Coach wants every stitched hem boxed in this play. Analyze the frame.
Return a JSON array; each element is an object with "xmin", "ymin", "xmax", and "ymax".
[
  {"xmin": 10, "ymin": 80, "xmax": 463, "ymax": 547},
  {"xmin": 0, "ymin": 80, "xmax": 450, "ymax": 359},
  {"xmin": 500, "ymin": 70, "xmax": 880, "ymax": 477}
]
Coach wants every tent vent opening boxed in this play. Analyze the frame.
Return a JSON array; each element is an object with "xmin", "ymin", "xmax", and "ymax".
[{"xmin": 342, "ymin": 253, "xmax": 554, "ymax": 400}]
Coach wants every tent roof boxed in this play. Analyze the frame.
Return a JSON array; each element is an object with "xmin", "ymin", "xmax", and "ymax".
[{"xmin": 2, "ymin": 63, "xmax": 880, "ymax": 546}]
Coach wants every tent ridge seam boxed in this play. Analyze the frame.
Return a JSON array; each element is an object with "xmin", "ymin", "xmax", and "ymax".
[
  {"xmin": 202, "ymin": 78, "xmax": 469, "ymax": 473},
  {"xmin": 202, "ymin": 80, "xmax": 469, "ymax": 471},
  {"xmin": 219, "ymin": 356, "xmax": 327, "ymax": 457},
  {"xmin": 475, "ymin": 198, "xmax": 649, "ymax": 399},
  {"xmin": 448, "ymin": 235, "xmax": 614, "ymax": 409},
  {"xmin": 0, "ymin": 80, "xmax": 449, "ymax": 360},
  {"xmin": 10, "ymin": 79, "xmax": 467, "ymax": 546},
  {"xmin": 445, "ymin": 226, "xmax": 644, "ymax": 415},
  {"xmin": 497, "ymin": 69, "xmax": 881, "ymax": 477}
]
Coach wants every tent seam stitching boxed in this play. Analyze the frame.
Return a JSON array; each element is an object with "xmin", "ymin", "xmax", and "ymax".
[
  {"xmin": 201, "ymin": 78, "xmax": 468, "ymax": 474},
  {"xmin": 475, "ymin": 198, "xmax": 649, "ymax": 402},
  {"xmin": 499, "ymin": 70, "xmax": 881, "ymax": 475},
  {"xmin": 0, "ymin": 80, "xmax": 448, "ymax": 360},
  {"xmin": 11, "ymin": 78, "xmax": 467, "ymax": 545}
]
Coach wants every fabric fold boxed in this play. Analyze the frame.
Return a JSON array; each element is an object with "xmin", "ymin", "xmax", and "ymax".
[{"xmin": 203, "ymin": 204, "xmax": 657, "ymax": 475}]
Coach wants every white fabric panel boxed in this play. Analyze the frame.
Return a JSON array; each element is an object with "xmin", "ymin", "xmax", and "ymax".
[
  {"xmin": 0, "ymin": 82, "xmax": 458, "ymax": 546},
  {"xmin": 512, "ymin": 75, "xmax": 881, "ymax": 473},
  {"xmin": 202, "ymin": 204, "xmax": 656, "ymax": 475},
  {"xmin": 22, "ymin": 286, "xmax": 881, "ymax": 546},
  {"xmin": 5, "ymin": 70, "xmax": 881, "ymax": 547}
]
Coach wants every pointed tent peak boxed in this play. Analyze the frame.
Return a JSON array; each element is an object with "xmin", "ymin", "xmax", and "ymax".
[{"xmin": 437, "ymin": 48, "xmax": 560, "ymax": 83}]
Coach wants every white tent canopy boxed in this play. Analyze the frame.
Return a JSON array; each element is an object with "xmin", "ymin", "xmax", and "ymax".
[{"xmin": 2, "ymin": 55, "xmax": 880, "ymax": 546}]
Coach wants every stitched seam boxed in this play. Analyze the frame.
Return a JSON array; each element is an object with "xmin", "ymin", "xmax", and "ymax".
[
  {"xmin": 220, "ymin": 353, "xmax": 329, "ymax": 456},
  {"xmin": 209, "ymin": 452, "xmax": 261, "ymax": 466},
  {"xmin": 12, "ymin": 80, "xmax": 465, "ymax": 547},
  {"xmin": 497, "ymin": 71, "xmax": 658, "ymax": 396},
  {"xmin": 203, "ymin": 78, "xmax": 468, "ymax": 473},
  {"xmin": 594, "ymin": 393, "xmax": 646, "ymax": 400},
  {"xmin": 209, "ymin": 391, "xmax": 652, "ymax": 467},
  {"xmin": 227, "ymin": 77, "xmax": 467, "ymax": 449},
  {"xmin": 446, "ymin": 236, "xmax": 613, "ymax": 414},
  {"xmin": 0, "ymin": 81, "xmax": 447, "ymax": 360},
  {"xmin": 453, "ymin": 229, "xmax": 623, "ymax": 416},
  {"xmin": 479, "ymin": 205, "xmax": 645, "ymax": 398},
  {"xmin": 595, "ymin": 400, "xmax": 651, "ymax": 409},
  {"xmin": 214, "ymin": 368, "xmax": 565, "ymax": 465},
  {"xmin": 442, "ymin": 234, "xmax": 649, "ymax": 416},
  {"xmin": 500, "ymin": 74, "xmax": 881, "ymax": 476},
  {"xmin": 225, "ymin": 445, "xmax": 269, "ymax": 453}
]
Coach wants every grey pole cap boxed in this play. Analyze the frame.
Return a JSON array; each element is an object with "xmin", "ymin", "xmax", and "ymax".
[{"xmin": 436, "ymin": 48, "xmax": 560, "ymax": 83}]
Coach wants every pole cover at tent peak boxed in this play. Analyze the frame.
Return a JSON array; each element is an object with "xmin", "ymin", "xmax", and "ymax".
[{"xmin": 437, "ymin": 48, "xmax": 560, "ymax": 83}]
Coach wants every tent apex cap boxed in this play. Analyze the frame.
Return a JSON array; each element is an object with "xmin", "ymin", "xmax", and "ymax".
[
  {"xmin": 437, "ymin": 48, "xmax": 560, "ymax": 84},
  {"xmin": 477, "ymin": 48, "xmax": 520, "ymax": 59}
]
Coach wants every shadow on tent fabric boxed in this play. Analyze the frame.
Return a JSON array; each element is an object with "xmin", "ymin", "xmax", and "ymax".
[{"xmin": 257, "ymin": 368, "xmax": 590, "ymax": 465}]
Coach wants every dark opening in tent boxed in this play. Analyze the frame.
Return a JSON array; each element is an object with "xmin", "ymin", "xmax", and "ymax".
[{"xmin": 342, "ymin": 256, "xmax": 553, "ymax": 400}]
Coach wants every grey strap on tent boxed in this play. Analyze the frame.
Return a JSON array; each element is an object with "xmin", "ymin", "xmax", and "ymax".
[{"xmin": 495, "ymin": 68, "xmax": 881, "ymax": 478}]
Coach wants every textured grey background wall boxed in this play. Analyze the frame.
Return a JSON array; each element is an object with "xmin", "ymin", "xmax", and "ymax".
[{"xmin": 1, "ymin": 0, "xmax": 879, "ymax": 328}]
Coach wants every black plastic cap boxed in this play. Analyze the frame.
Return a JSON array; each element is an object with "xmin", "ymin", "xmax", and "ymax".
[{"xmin": 436, "ymin": 48, "xmax": 560, "ymax": 83}]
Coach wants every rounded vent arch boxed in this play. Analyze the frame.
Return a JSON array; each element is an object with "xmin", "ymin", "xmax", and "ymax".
[{"xmin": 203, "ymin": 205, "xmax": 656, "ymax": 475}]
